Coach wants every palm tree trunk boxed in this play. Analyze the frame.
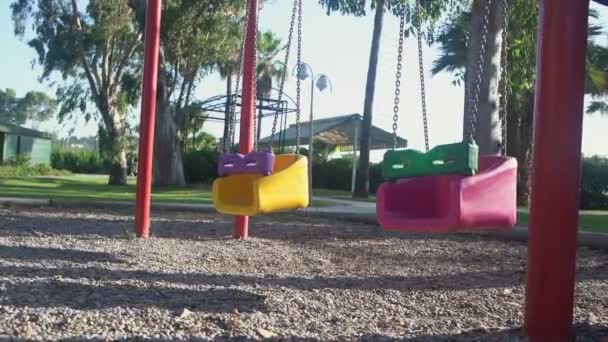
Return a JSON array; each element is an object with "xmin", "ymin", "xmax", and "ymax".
[
  {"xmin": 464, "ymin": 0, "xmax": 504, "ymax": 155},
  {"xmin": 354, "ymin": 0, "xmax": 385, "ymax": 198}
]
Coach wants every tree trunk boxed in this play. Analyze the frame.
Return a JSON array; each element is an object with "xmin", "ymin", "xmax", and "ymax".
[
  {"xmin": 223, "ymin": 70, "xmax": 233, "ymax": 148},
  {"xmin": 507, "ymin": 91, "xmax": 534, "ymax": 206},
  {"xmin": 354, "ymin": 0, "xmax": 385, "ymax": 198},
  {"xmin": 107, "ymin": 120, "xmax": 128, "ymax": 186},
  {"xmin": 153, "ymin": 49, "xmax": 186, "ymax": 186},
  {"xmin": 463, "ymin": 0, "xmax": 505, "ymax": 155}
]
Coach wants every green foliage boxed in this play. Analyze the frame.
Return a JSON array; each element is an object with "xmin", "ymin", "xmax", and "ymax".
[
  {"xmin": 431, "ymin": 3, "xmax": 608, "ymax": 113},
  {"xmin": 0, "ymin": 155, "xmax": 69, "ymax": 177},
  {"xmin": 580, "ymin": 156, "xmax": 608, "ymax": 210},
  {"xmin": 182, "ymin": 148, "xmax": 219, "ymax": 184},
  {"xmin": 318, "ymin": 0, "xmax": 470, "ymax": 38},
  {"xmin": 312, "ymin": 158, "xmax": 384, "ymax": 193},
  {"xmin": 0, "ymin": 88, "xmax": 57, "ymax": 125},
  {"xmin": 51, "ymin": 148, "xmax": 110, "ymax": 174}
]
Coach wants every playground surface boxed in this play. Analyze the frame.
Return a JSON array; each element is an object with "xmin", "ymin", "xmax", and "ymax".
[{"xmin": 0, "ymin": 207, "xmax": 607, "ymax": 341}]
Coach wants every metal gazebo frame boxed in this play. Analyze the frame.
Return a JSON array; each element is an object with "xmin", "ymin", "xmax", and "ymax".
[{"xmin": 198, "ymin": 90, "xmax": 298, "ymax": 153}]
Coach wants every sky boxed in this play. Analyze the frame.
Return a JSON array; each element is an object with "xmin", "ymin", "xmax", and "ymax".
[{"xmin": 0, "ymin": 0, "xmax": 607, "ymax": 162}]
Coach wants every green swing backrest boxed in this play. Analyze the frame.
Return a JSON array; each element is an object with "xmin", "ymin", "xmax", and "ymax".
[{"xmin": 382, "ymin": 142, "xmax": 479, "ymax": 181}]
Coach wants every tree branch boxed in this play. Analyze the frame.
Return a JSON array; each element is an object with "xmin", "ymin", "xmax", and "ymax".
[
  {"xmin": 110, "ymin": 33, "xmax": 142, "ymax": 95},
  {"xmin": 70, "ymin": 0, "xmax": 100, "ymax": 102}
]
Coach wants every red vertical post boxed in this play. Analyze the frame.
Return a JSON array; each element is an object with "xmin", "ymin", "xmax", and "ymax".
[
  {"xmin": 234, "ymin": 0, "xmax": 258, "ymax": 240},
  {"xmin": 524, "ymin": 0, "xmax": 589, "ymax": 340},
  {"xmin": 134, "ymin": 0, "xmax": 163, "ymax": 238}
]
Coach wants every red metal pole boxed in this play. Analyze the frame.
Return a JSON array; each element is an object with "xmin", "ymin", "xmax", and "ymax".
[
  {"xmin": 134, "ymin": 0, "xmax": 163, "ymax": 239},
  {"xmin": 234, "ymin": 0, "xmax": 258, "ymax": 240},
  {"xmin": 524, "ymin": 0, "xmax": 589, "ymax": 340}
]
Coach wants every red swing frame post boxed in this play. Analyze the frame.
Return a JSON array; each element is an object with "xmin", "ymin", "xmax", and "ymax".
[
  {"xmin": 234, "ymin": 0, "xmax": 259, "ymax": 240},
  {"xmin": 524, "ymin": 0, "xmax": 590, "ymax": 340},
  {"xmin": 134, "ymin": 0, "xmax": 163, "ymax": 238}
]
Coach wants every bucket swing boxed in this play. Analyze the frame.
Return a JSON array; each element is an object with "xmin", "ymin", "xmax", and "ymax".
[
  {"xmin": 376, "ymin": 0, "xmax": 518, "ymax": 233},
  {"xmin": 213, "ymin": 0, "xmax": 309, "ymax": 217}
]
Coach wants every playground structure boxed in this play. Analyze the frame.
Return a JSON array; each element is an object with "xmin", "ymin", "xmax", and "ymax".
[{"xmin": 132, "ymin": 0, "xmax": 595, "ymax": 341}]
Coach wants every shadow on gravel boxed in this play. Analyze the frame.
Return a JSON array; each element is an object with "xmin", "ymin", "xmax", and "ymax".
[
  {"xmin": 0, "ymin": 245, "xmax": 126, "ymax": 264},
  {"xmin": 0, "ymin": 324, "xmax": 606, "ymax": 341},
  {"xmin": 0, "ymin": 209, "xmax": 524, "ymax": 246},
  {"xmin": 0, "ymin": 280, "xmax": 266, "ymax": 313},
  {"xmin": 0, "ymin": 263, "xmax": 606, "ymax": 294}
]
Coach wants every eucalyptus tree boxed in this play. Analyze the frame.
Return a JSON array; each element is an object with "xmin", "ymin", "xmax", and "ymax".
[{"xmin": 12, "ymin": 0, "xmax": 143, "ymax": 185}]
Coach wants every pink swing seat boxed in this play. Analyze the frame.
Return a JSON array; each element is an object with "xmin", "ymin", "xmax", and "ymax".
[{"xmin": 376, "ymin": 155, "xmax": 518, "ymax": 233}]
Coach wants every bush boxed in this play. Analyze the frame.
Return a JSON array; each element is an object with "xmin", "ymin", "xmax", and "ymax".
[
  {"xmin": 51, "ymin": 149, "xmax": 110, "ymax": 174},
  {"xmin": 580, "ymin": 156, "xmax": 608, "ymax": 210},
  {"xmin": 312, "ymin": 158, "xmax": 384, "ymax": 193},
  {"xmin": 183, "ymin": 148, "xmax": 219, "ymax": 184},
  {"xmin": 0, "ymin": 164, "xmax": 70, "ymax": 177}
]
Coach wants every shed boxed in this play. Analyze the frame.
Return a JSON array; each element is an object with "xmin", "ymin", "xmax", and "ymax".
[{"xmin": 0, "ymin": 121, "xmax": 52, "ymax": 165}]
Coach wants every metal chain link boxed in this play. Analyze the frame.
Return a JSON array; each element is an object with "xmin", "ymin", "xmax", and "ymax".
[
  {"xmin": 269, "ymin": 0, "xmax": 298, "ymax": 151},
  {"xmin": 499, "ymin": 0, "xmax": 509, "ymax": 156},
  {"xmin": 466, "ymin": 0, "xmax": 492, "ymax": 143},
  {"xmin": 295, "ymin": 0, "xmax": 303, "ymax": 155},
  {"xmin": 415, "ymin": 0, "xmax": 430, "ymax": 152},
  {"xmin": 392, "ymin": 7, "xmax": 406, "ymax": 150}
]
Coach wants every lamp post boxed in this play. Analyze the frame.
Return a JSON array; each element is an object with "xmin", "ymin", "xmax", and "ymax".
[{"xmin": 295, "ymin": 63, "xmax": 332, "ymax": 202}]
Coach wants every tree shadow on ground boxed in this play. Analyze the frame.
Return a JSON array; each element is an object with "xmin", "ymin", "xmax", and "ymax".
[
  {"xmin": 0, "ymin": 280, "xmax": 266, "ymax": 313},
  {"xmin": 0, "ymin": 260, "xmax": 605, "ymax": 294},
  {"xmin": 0, "ymin": 245, "xmax": 126, "ymax": 264}
]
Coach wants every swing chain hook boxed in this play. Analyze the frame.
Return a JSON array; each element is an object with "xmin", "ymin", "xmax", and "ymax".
[{"xmin": 392, "ymin": 7, "xmax": 406, "ymax": 150}]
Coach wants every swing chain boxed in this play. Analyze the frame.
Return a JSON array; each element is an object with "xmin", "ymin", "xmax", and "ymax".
[
  {"xmin": 415, "ymin": 0, "xmax": 430, "ymax": 152},
  {"xmin": 270, "ymin": 0, "xmax": 298, "ymax": 151},
  {"xmin": 225, "ymin": 0, "xmax": 250, "ymax": 153},
  {"xmin": 252, "ymin": 1, "xmax": 259, "ymax": 151},
  {"xmin": 466, "ymin": 0, "xmax": 492, "ymax": 144},
  {"xmin": 499, "ymin": 0, "xmax": 509, "ymax": 156},
  {"xmin": 392, "ymin": 7, "xmax": 406, "ymax": 150},
  {"xmin": 295, "ymin": 0, "xmax": 303, "ymax": 155}
]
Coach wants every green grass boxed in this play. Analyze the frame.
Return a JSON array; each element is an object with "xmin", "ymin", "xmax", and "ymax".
[
  {"xmin": 0, "ymin": 175, "xmax": 212, "ymax": 204},
  {"xmin": 517, "ymin": 208, "xmax": 608, "ymax": 234},
  {"xmin": 0, "ymin": 175, "xmax": 332, "ymax": 207}
]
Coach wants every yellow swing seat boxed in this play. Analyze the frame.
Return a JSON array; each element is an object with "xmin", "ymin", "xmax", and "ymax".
[{"xmin": 212, "ymin": 154, "xmax": 309, "ymax": 216}]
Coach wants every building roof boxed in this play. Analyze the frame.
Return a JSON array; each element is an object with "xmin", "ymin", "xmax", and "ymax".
[
  {"xmin": 258, "ymin": 113, "xmax": 408, "ymax": 151},
  {"xmin": 0, "ymin": 121, "xmax": 51, "ymax": 139}
]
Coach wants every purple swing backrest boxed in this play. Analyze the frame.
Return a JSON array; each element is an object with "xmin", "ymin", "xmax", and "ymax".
[{"xmin": 218, "ymin": 151, "xmax": 275, "ymax": 177}]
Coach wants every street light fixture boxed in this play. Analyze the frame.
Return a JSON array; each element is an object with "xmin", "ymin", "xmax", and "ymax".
[{"xmin": 294, "ymin": 62, "xmax": 333, "ymax": 202}]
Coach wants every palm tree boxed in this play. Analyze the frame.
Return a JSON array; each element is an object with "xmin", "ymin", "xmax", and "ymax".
[
  {"xmin": 255, "ymin": 31, "xmax": 285, "ymax": 141},
  {"xmin": 319, "ymin": 0, "xmax": 386, "ymax": 198},
  {"xmin": 433, "ymin": 5, "xmax": 608, "ymax": 204}
]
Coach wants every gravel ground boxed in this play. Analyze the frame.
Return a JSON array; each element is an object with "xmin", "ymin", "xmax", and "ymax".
[{"xmin": 0, "ymin": 206, "xmax": 606, "ymax": 341}]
